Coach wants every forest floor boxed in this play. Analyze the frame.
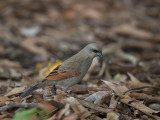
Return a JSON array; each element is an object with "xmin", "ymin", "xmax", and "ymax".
[{"xmin": 0, "ymin": 0, "xmax": 160, "ymax": 119}]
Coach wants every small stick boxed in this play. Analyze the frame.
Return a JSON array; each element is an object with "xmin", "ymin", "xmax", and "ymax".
[
  {"xmin": 123, "ymin": 86, "xmax": 160, "ymax": 95},
  {"xmin": 0, "ymin": 102, "xmax": 40, "ymax": 112}
]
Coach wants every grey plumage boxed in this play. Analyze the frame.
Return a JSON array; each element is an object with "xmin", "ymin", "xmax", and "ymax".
[{"xmin": 20, "ymin": 43, "xmax": 102, "ymax": 98}]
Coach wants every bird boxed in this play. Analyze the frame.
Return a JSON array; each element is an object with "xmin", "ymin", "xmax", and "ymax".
[{"xmin": 20, "ymin": 43, "xmax": 103, "ymax": 98}]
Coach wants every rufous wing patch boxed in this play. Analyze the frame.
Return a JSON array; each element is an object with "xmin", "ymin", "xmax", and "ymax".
[{"xmin": 44, "ymin": 65, "xmax": 80, "ymax": 81}]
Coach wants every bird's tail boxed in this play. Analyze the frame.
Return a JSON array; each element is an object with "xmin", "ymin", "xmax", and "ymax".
[{"xmin": 20, "ymin": 84, "xmax": 39, "ymax": 98}]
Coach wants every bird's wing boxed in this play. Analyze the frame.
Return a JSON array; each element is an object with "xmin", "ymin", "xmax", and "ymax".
[{"xmin": 44, "ymin": 65, "xmax": 80, "ymax": 81}]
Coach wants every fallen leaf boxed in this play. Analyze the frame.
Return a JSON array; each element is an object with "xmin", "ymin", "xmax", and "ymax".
[
  {"xmin": 102, "ymin": 80, "xmax": 128, "ymax": 94},
  {"xmin": 82, "ymin": 8, "xmax": 102, "ymax": 19},
  {"xmin": 85, "ymin": 91, "xmax": 111, "ymax": 105},
  {"xmin": 64, "ymin": 97, "xmax": 91, "ymax": 118},
  {"xmin": 5, "ymin": 87, "xmax": 25, "ymax": 97},
  {"xmin": 127, "ymin": 72, "xmax": 151, "ymax": 88},
  {"xmin": 39, "ymin": 100, "xmax": 57, "ymax": 112},
  {"xmin": 107, "ymin": 112, "xmax": 119, "ymax": 120},
  {"xmin": 21, "ymin": 38, "xmax": 48, "ymax": 55},
  {"xmin": 78, "ymin": 99, "xmax": 111, "ymax": 113},
  {"xmin": 109, "ymin": 95, "xmax": 117, "ymax": 110},
  {"xmin": 129, "ymin": 93, "xmax": 160, "ymax": 102},
  {"xmin": 47, "ymin": 104, "xmax": 70, "ymax": 120},
  {"xmin": 0, "ymin": 59, "xmax": 21, "ymax": 68},
  {"xmin": 109, "ymin": 24, "xmax": 153, "ymax": 39},
  {"xmin": 0, "ymin": 96, "xmax": 9, "ymax": 106},
  {"xmin": 63, "ymin": 112, "xmax": 81, "ymax": 120},
  {"xmin": 120, "ymin": 98, "xmax": 160, "ymax": 119}
]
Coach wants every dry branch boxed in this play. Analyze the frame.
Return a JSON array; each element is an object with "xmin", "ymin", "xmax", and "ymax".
[
  {"xmin": 123, "ymin": 86, "xmax": 160, "ymax": 95},
  {"xmin": 0, "ymin": 102, "xmax": 39, "ymax": 112}
]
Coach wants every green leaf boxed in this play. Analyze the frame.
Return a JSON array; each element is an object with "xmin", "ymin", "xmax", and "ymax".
[
  {"xmin": 13, "ymin": 108, "xmax": 49, "ymax": 120},
  {"xmin": 114, "ymin": 73, "xmax": 120, "ymax": 79},
  {"xmin": 13, "ymin": 108, "xmax": 39, "ymax": 120}
]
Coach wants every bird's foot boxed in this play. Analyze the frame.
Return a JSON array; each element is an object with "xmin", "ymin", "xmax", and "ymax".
[
  {"xmin": 43, "ymin": 86, "xmax": 57, "ymax": 101},
  {"xmin": 52, "ymin": 85, "xmax": 57, "ymax": 95},
  {"xmin": 43, "ymin": 93, "xmax": 55, "ymax": 101}
]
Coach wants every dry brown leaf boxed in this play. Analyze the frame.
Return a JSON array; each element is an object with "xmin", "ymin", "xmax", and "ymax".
[
  {"xmin": 0, "ymin": 112, "xmax": 10, "ymax": 119},
  {"xmin": 120, "ymin": 98, "xmax": 160, "ymax": 119},
  {"xmin": 64, "ymin": 97, "xmax": 91, "ymax": 119},
  {"xmin": 5, "ymin": 87, "xmax": 26, "ymax": 97},
  {"xmin": 47, "ymin": 104, "xmax": 70, "ymax": 120},
  {"xmin": 20, "ymin": 38, "xmax": 48, "ymax": 55},
  {"xmin": 0, "ymin": 96, "xmax": 9, "ymax": 106},
  {"xmin": 102, "ymin": 80, "xmax": 128, "ymax": 94},
  {"xmin": 127, "ymin": 81, "xmax": 150, "ymax": 88},
  {"xmin": 53, "ymin": 91, "xmax": 65, "ymax": 103},
  {"xmin": 0, "ymin": 59, "xmax": 21, "ymax": 68},
  {"xmin": 116, "ymin": 94, "xmax": 131, "ymax": 99},
  {"xmin": 107, "ymin": 112, "xmax": 119, "ymax": 120},
  {"xmin": 127, "ymin": 72, "xmax": 140, "ymax": 82},
  {"xmin": 81, "ymin": 8, "xmax": 102, "ymax": 19},
  {"xmin": 109, "ymin": 95, "xmax": 117, "ymax": 110},
  {"xmin": 78, "ymin": 99, "xmax": 111, "ymax": 114},
  {"xmin": 39, "ymin": 100, "xmax": 57, "ymax": 112},
  {"xmin": 85, "ymin": 91, "xmax": 111, "ymax": 105},
  {"xmin": 109, "ymin": 24, "xmax": 153, "ymax": 39},
  {"xmin": 88, "ymin": 87, "xmax": 109, "ymax": 92},
  {"xmin": 70, "ymin": 105, "xmax": 80, "ymax": 113},
  {"xmin": 71, "ymin": 85, "xmax": 89, "ymax": 94},
  {"xmin": 129, "ymin": 93, "xmax": 160, "ymax": 102},
  {"xmin": 63, "ymin": 112, "xmax": 82, "ymax": 120},
  {"xmin": 10, "ymin": 96, "xmax": 21, "ymax": 103},
  {"xmin": 56, "ymin": 104, "xmax": 70, "ymax": 119},
  {"xmin": 127, "ymin": 73, "xmax": 151, "ymax": 90}
]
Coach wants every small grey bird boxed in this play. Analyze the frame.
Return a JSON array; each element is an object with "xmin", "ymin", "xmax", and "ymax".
[{"xmin": 20, "ymin": 43, "xmax": 103, "ymax": 98}]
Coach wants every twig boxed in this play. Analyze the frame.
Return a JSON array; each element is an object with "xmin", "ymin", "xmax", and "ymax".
[
  {"xmin": 123, "ymin": 86, "xmax": 160, "ymax": 95},
  {"xmin": 0, "ymin": 102, "xmax": 40, "ymax": 112}
]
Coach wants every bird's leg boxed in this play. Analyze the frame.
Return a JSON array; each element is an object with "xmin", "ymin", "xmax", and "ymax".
[
  {"xmin": 52, "ymin": 85, "xmax": 57, "ymax": 95},
  {"xmin": 43, "ymin": 85, "xmax": 56, "ymax": 99}
]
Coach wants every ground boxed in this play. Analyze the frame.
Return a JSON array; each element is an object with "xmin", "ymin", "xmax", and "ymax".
[{"xmin": 0, "ymin": 0, "xmax": 160, "ymax": 119}]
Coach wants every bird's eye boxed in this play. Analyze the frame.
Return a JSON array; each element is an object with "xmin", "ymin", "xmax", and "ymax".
[{"xmin": 93, "ymin": 49, "xmax": 99, "ymax": 53}]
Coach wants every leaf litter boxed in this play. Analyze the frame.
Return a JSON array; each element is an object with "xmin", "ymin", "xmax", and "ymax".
[{"xmin": 0, "ymin": 0, "xmax": 160, "ymax": 120}]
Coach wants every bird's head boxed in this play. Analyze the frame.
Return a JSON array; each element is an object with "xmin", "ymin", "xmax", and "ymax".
[{"xmin": 83, "ymin": 43, "xmax": 103, "ymax": 58}]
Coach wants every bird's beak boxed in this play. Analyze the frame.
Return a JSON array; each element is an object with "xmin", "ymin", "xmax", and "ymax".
[{"xmin": 96, "ymin": 52, "xmax": 103, "ymax": 58}]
